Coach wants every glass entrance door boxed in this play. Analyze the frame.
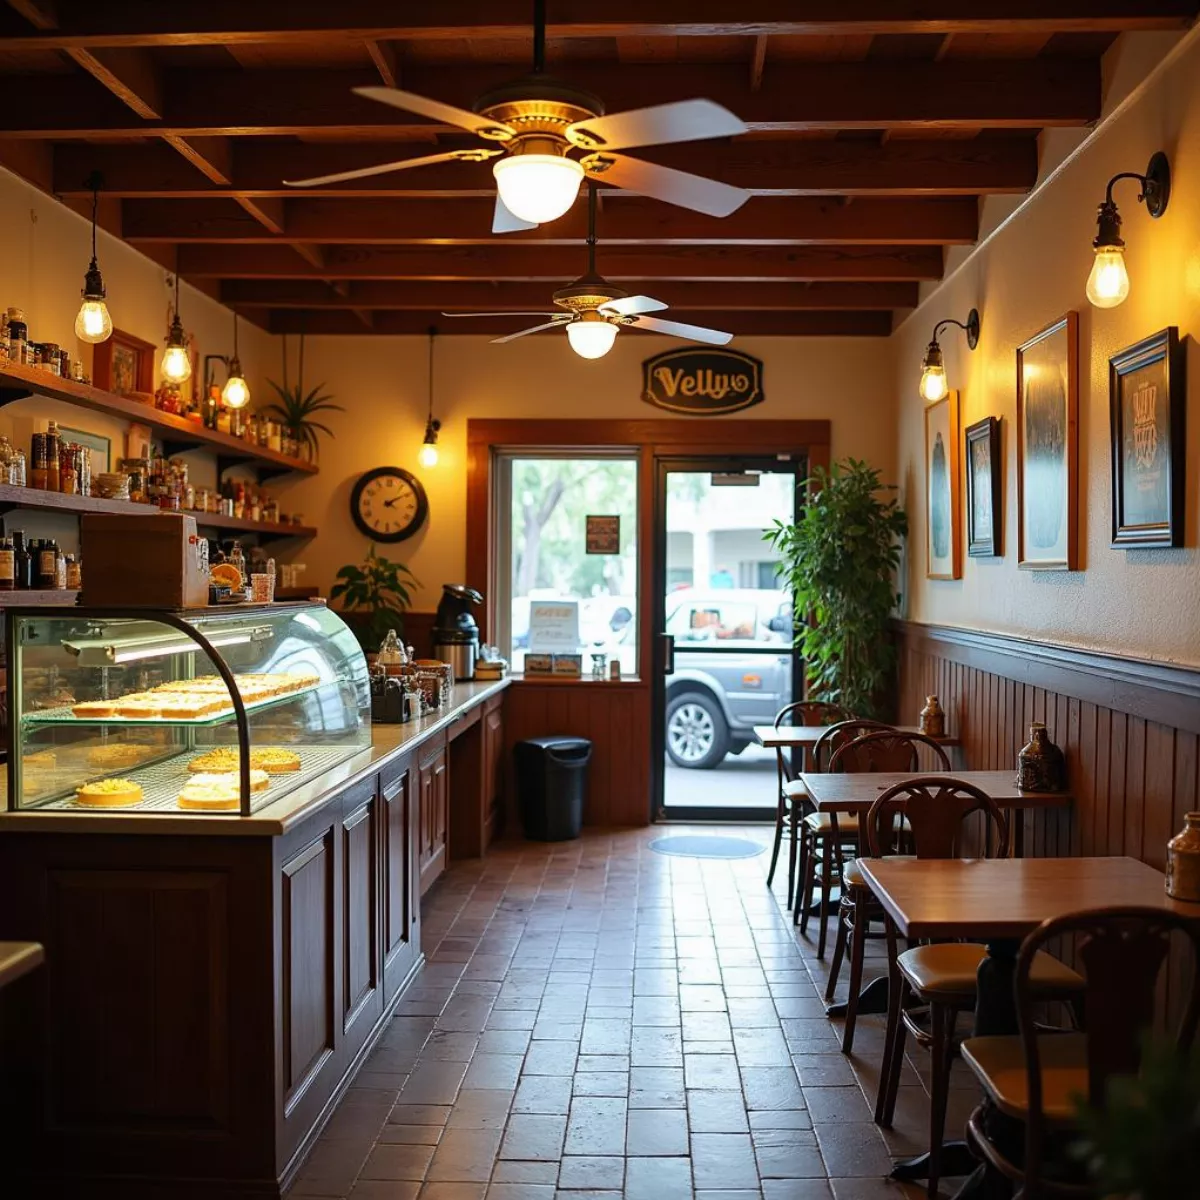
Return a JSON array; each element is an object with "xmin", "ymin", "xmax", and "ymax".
[{"xmin": 653, "ymin": 458, "xmax": 801, "ymax": 821}]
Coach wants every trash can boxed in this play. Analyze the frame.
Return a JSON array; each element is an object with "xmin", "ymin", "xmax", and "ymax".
[{"xmin": 514, "ymin": 736, "xmax": 592, "ymax": 841}]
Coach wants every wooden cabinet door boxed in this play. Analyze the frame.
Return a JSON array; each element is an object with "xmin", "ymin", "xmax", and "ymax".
[
  {"xmin": 382, "ymin": 765, "xmax": 418, "ymax": 1000},
  {"xmin": 340, "ymin": 779, "xmax": 382, "ymax": 1063},
  {"xmin": 417, "ymin": 745, "xmax": 448, "ymax": 895},
  {"xmin": 483, "ymin": 702, "xmax": 505, "ymax": 847}
]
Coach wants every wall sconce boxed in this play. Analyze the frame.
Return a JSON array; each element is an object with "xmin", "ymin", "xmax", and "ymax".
[
  {"xmin": 74, "ymin": 171, "xmax": 112, "ymax": 344},
  {"xmin": 418, "ymin": 326, "xmax": 441, "ymax": 468},
  {"xmin": 919, "ymin": 309, "xmax": 980, "ymax": 402},
  {"xmin": 1086, "ymin": 152, "xmax": 1170, "ymax": 309},
  {"xmin": 161, "ymin": 273, "xmax": 192, "ymax": 383}
]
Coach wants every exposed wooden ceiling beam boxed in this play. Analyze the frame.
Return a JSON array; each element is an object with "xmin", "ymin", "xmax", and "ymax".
[
  {"xmin": 265, "ymin": 308, "xmax": 894, "ymax": 337},
  {"xmin": 750, "ymin": 35, "xmax": 768, "ymax": 92},
  {"xmin": 221, "ymin": 279, "xmax": 920, "ymax": 311},
  {"xmin": 0, "ymin": 3, "xmax": 1189, "ymax": 48},
  {"xmin": 120, "ymin": 195, "xmax": 978, "ymax": 247},
  {"xmin": 53, "ymin": 136, "xmax": 1039, "ymax": 199},
  {"xmin": 364, "ymin": 38, "xmax": 397, "ymax": 87},
  {"xmin": 175, "ymin": 243, "xmax": 943, "ymax": 281},
  {"xmin": 1, "ymin": 61, "xmax": 1100, "ymax": 137}
]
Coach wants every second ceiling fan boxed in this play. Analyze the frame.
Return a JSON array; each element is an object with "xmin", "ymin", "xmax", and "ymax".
[
  {"xmin": 442, "ymin": 183, "xmax": 734, "ymax": 359},
  {"xmin": 283, "ymin": 0, "xmax": 750, "ymax": 232}
]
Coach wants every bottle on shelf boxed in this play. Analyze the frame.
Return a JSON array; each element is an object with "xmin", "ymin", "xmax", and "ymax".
[
  {"xmin": 29, "ymin": 433, "xmax": 47, "ymax": 490},
  {"xmin": 44, "ymin": 421, "xmax": 61, "ymax": 492},
  {"xmin": 54, "ymin": 545, "xmax": 67, "ymax": 590},
  {"xmin": 6, "ymin": 308, "xmax": 27, "ymax": 366},
  {"xmin": 12, "ymin": 531, "xmax": 31, "ymax": 589},
  {"xmin": 0, "ymin": 536, "xmax": 15, "ymax": 590},
  {"xmin": 65, "ymin": 553, "xmax": 81, "ymax": 591},
  {"xmin": 36, "ymin": 537, "xmax": 58, "ymax": 589}
]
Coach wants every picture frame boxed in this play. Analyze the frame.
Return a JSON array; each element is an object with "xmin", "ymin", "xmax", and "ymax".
[
  {"xmin": 924, "ymin": 390, "xmax": 962, "ymax": 579},
  {"xmin": 1109, "ymin": 327, "xmax": 1184, "ymax": 549},
  {"xmin": 92, "ymin": 328, "xmax": 155, "ymax": 398},
  {"xmin": 1016, "ymin": 312, "xmax": 1079, "ymax": 570},
  {"xmin": 58, "ymin": 427, "xmax": 112, "ymax": 473},
  {"xmin": 965, "ymin": 416, "xmax": 1002, "ymax": 557}
]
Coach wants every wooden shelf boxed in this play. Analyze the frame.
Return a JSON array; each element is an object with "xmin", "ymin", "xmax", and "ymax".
[
  {"xmin": 0, "ymin": 361, "xmax": 317, "ymax": 480},
  {"xmin": 0, "ymin": 590, "xmax": 78, "ymax": 606},
  {"xmin": 0, "ymin": 484, "xmax": 316, "ymax": 542}
]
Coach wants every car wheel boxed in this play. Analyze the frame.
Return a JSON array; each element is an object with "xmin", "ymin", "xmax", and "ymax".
[{"xmin": 666, "ymin": 692, "xmax": 730, "ymax": 769}]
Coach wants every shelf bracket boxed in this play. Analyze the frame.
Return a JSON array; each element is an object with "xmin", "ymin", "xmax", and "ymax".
[
  {"xmin": 0, "ymin": 386, "xmax": 34, "ymax": 409},
  {"xmin": 161, "ymin": 437, "xmax": 208, "ymax": 458}
]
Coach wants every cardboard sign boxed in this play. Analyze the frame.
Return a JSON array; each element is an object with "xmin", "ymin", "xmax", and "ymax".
[
  {"xmin": 641, "ymin": 347, "xmax": 764, "ymax": 416},
  {"xmin": 528, "ymin": 600, "xmax": 580, "ymax": 653},
  {"xmin": 586, "ymin": 515, "xmax": 621, "ymax": 554}
]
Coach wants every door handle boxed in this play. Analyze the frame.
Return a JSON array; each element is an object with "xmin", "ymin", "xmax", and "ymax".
[{"xmin": 662, "ymin": 634, "xmax": 675, "ymax": 675}]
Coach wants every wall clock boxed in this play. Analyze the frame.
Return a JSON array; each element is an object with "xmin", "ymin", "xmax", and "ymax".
[{"xmin": 349, "ymin": 467, "xmax": 428, "ymax": 543}]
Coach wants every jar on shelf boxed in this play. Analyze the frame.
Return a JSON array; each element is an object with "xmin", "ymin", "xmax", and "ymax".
[{"xmin": 8, "ymin": 448, "xmax": 26, "ymax": 487}]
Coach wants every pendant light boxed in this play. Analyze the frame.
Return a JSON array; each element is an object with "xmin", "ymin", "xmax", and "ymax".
[
  {"xmin": 418, "ymin": 326, "xmax": 441, "ymax": 469},
  {"xmin": 919, "ymin": 309, "xmax": 980, "ymax": 402},
  {"xmin": 566, "ymin": 182, "xmax": 618, "ymax": 360},
  {"xmin": 74, "ymin": 171, "xmax": 112, "ymax": 344},
  {"xmin": 221, "ymin": 313, "xmax": 250, "ymax": 409},
  {"xmin": 161, "ymin": 273, "xmax": 192, "ymax": 383},
  {"xmin": 1085, "ymin": 152, "xmax": 1170, "ymax": 309}
]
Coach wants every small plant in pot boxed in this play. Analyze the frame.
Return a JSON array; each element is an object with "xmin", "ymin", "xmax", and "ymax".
[
  {"xmin": 330, "ymin": 546, "xmax": 418, "ymax": 657},
  {"xmin": 260, "ymin": 379, "xmax": 343, "ymax": 462},
  {"xmin": 765, "ymin": 457, "xmax": 907, "ymax": 718}
]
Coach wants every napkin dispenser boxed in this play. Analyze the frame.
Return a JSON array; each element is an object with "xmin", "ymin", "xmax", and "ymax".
[{"xmin": 81, "ymin": 512, "xmax": 210, "ymax": 608}]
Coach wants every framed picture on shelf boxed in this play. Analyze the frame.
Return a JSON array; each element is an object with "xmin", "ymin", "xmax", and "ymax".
[
  {"xmin": 92, "ymin": 328, "xmax": 155, "ymax": 398},
  {"xmin": 1109, "ymin": 326, "xmax": 1184, "ymax": 548},
  {"xmin": 924, "ymin": 390, "xmax": 961, "ymax": 579},
  {"xmin": 58, "ymin": 427, "xmax": 112, "ymax": 473},
  {"xmin": 1016, "ymin": 312, "xmax": 1078, "ymax": 570},
  {"xmin": 965, "ymin": 416, "xmax": 1002, "ymax": 557}
]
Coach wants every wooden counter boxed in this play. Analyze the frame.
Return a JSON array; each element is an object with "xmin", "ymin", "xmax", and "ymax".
[{"xmin": 0, "ymin": 679, "xmax": 509, "ymax": 1200}]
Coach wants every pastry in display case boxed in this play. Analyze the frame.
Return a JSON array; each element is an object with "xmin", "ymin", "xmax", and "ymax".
[{"xmin": 6, "ymin": 602, "xmax": 371, "ymax": 816}]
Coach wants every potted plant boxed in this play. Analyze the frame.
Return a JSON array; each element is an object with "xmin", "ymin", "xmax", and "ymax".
[
  {"xmin": 260, "ymin": 379, "xmax": 343, "ymax": 462},
  {"xmin": 765, "ymin": 458, "xmax": 907, "ymax": 718},
  {"xmin": 330, "ymin": 546, "xmax": 418, "ymax": 656}
]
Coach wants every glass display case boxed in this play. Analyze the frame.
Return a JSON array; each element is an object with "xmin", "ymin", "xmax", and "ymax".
[{"xmin": 6, "ymin": 602, "xmax": 371, "ymax": 816}]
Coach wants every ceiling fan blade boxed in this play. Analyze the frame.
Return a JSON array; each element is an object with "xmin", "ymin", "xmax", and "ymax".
[
  {"xmin": 442, "ymin": 311, "xmax": 562, "ymax": 319},
  {"xmin": 353, "ymin": 86, "xmax": 514, "ymax": 140},
  {"xmin": 599, "ymin": 294, "xmax": 667, "ymax": 317},
  {"xmin": 630, "ymin": 315, "xmax": 733, "ymax": 345},
  {"xmin": 566, "ymin": 99, "xmax": 747, "ymax": 152},
  {"xmin": 491, "ymin": 318, "xmax": 574, "ymax": 344},
  {"xmin": 583, "ymin": 153, "xmax": 748, "ymax": 218},
  {"xmin": 284, "ymin": 151, "xmax": 471, "ymax": 188},
  {"xmin": 493, "ymin": 194, "xmax": 538, "ymax": 234}
]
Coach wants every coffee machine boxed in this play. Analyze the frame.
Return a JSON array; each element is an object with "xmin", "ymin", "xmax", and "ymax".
[{"xmin": 432, "ymin": 584, "xmax": 483, "ymax": 680}]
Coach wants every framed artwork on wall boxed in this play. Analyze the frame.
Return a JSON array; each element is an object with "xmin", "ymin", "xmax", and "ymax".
[
  {"xmin": 965, "ymin": 416, "xmax": 1002, "ymax": 557},
  {"xmin": 924, "ymin": 390, "xmax": 961, "ymax": 580},
  {"xmin": 92, "ymin": 328, "xmax": 155, "ymax": 398},
  {"xmin": 1109, "ymin": 326, "xmax": 1184, "ymax": 548},
  {"xmin": 1016, "ymin": 312, "xmax": 1078, "ymax": 570}
]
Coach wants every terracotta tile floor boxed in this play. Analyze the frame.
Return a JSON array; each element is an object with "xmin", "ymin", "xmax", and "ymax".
[{"xmin": 287, "ymin": 826, "xmax": 981, "ymax": 1199}]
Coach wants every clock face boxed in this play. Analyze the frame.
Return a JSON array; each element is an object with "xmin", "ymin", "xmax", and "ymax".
[{"xmin": 350, "ymin": 467, "xmax": 429, "ymax": 543}]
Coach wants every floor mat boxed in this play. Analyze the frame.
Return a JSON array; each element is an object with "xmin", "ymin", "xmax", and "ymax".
[{"xmin": 649, "ymin": 835, "xmax": 765, "ymax": 859}]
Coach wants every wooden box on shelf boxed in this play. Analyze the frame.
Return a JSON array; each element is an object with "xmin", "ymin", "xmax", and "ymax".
[{"xmin": 80, "ymin": 512, "xmax": 209, "ymax": 607}]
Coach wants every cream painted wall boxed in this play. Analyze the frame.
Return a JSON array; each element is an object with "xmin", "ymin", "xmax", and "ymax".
[
  {"xmin": 279, "ymin": 333, "xmax": 897, "ymax": 609},
  {"xmin": 895, "ymin": 30, "xmax": 1200, "ymax": 666}
]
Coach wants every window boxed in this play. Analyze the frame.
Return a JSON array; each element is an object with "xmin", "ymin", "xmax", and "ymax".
[{"xmin": 495, "ymin": 453, "xmax": 639, "ymax": 675}]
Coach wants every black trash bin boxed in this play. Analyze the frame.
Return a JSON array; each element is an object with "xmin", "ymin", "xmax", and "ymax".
[{"xmin": 514, "ymin": 736, "xmax": 592, "ymax": 841}]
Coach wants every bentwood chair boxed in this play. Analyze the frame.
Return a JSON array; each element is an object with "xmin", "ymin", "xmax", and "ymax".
[
  {"xmin": 793, "ymin": 718, "xmax": 895, "ymax": 955},
  {"xmin": 824, "ymin": 730, "xmax": 951, "ymax": 1054},
  {"xmin": 765, "ymin": 700, "xmax": 848, "ymax": 908},
  {"xmin": 963, "ymin": 907, "xmax": 1200, "ymax": 1198},
  {"xmin": 867, "ymin": 778, "xmax": 1086, "ymax": 1199}
]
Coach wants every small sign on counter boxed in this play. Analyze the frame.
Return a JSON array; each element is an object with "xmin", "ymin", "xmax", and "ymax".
[{"xmin": 528, "ymin": 599, "xmax": 580, "ymax": 653}]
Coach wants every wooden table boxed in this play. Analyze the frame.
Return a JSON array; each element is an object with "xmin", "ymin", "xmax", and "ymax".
[{"xmin": 754, "ymin": 723, "xmax": 958, "ymax": 749}]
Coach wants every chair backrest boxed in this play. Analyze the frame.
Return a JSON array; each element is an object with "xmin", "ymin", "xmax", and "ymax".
[
  {"xmin": 866, "ymin": 775, "xmax": 1008, "ymax": 859},
  {"xmin": 773, "ymin": 700, "xmax": 850, "ymax": 729},
  {"xmin": 828, "ymin": 729, "xmax": 951, "ymax": 776},
  {"xmin": 1015, "ymin": 907, "xmax": 1200, "ymax": 1195},
  {"xmin": 812, "ymin": 719, "xmax": 895, "ymax": 773}
]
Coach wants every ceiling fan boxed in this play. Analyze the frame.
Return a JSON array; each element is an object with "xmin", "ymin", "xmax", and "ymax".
[
  {"xmin": 441, "ymin": 183, "xmax": 733, "ymax": 359},
  {"xmin": 282, "ymin": 0, "xmax": 749, "ymax": 232}
]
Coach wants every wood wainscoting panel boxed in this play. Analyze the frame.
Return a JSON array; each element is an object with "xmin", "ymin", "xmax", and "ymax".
[
  {"xmin": 896, "ymin": 620, "xmax": 1200, "ymax": 1032},
  {"xmin": 341, "ymin": 779, "xmax": 380, "ymax": 1051},
  {"xmin": 382, "ymin": 763, "xmax": 417, "ymax": 1001}
]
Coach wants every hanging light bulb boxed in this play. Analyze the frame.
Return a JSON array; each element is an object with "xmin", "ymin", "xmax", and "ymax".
[
  {"xmin": 220, "ymin": 314, "xmax": 250, "ymax": 408},
  {"xmin": 1085, "ymin": 152, "xmax": 1170, "ymax": 310},
  {"xmin": 566, "ymin": 311, "xmax": 618, "ymax": 360},
  {"xmin": 917, "ymin": 309, "xmax": 979, "ymax": 401},
  {"xmin": 162, "ymin": 274, "xmax": 192, "ymax": 383},
  {"xmin": 493, "ymin": 153, "xmax": 584, "ymax": 225},
  {"xmin": 418, "ymin": 327, "xmax": 441, "ymax": 468},
  {"xmin": 74, "ymin": 172, "xmax": 112, "ymax": 344}
]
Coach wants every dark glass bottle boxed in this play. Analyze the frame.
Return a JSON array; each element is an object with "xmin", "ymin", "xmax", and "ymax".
[
  {"xmin": 36, "ymin": 537, "xmax": 58, "ymax": 589},
  {"xmin": 12, "ymin": 530, "xmax": 31, "ymax": 589},
  {"xmin": 0, "ymin": 536, "xmax": 14, "ymax": 590}
]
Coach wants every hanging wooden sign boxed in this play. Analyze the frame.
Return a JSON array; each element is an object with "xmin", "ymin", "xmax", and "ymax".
[{"xmin": 641, "ymin": 347, "xmax": 764, "ymax": 416}]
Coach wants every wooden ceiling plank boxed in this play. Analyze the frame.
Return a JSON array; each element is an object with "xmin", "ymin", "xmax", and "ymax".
[
  {"xmin": 220, "ymin": 279, "xmax": 921, "ymax": 311},
  {"xmin": 54, "ymin": 135, "xmax": 1039, "ymax": 198},
  {"xmin": 2, "ymin": 60, "xmax": 1101, "ymax": 135},
  {"xmin": 66, "ymin": 46, "xmax": 163, "ymax": 119},
  {"xmin": 364, "ymin": 38, "xmax": 397, "ymax": 86},
  {"xmin": 175, "ymin": 242, "xmax": 944, "ymax": 281},
  {"xmin": 120, "ymin": 194, "xmax": 978, "ymax": 245},
  {"xmin": 750, "ymin": 34, "xmax": 768, "ymax": 90},
  {"xmin": 0, "ymin": 3, "xmax": 1192, "ymax": 47},
  {"xmin": 161, "ymin": 134, "xmax": 233, "ymax": 185}
]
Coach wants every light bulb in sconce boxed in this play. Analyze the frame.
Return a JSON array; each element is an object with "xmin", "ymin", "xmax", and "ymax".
[
  {"xmin": 492, "ymin": 154, "xmax": 584, "ymax": 225},
  {"xmin": 566, "ymin": 313, "xmax": 618, "ymax": 360},
  {"xmin": 917, "ymin": 309, "xmax": 979, "ymax": 401},
  {"xmin": 918, "ymin": 358, "xmax": 948, "ymax": 402},
  {"xmin": 418, "ymin": 418, "xmax": 441, "ymax": 469},
  {"xmin": 1086, "ymin": 245, "xmax": 1130, "ymax": 309},
  {"xmin": 221, "ymin": 358, "xmax": 250, "ymax": 409}
]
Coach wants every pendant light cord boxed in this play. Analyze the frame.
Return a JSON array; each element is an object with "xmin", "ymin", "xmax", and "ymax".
[
  {"xmin": 532, "ymin": 0, "xmax": 546, "ymax": 74},
  {"xmin": 89, "ymin": 184, "xmax": 98, "ymax": 266},
  {"xmin": 427, "ymin": 326, "xmax": 436, "ymax": 423},
  {"xmin": 586, "ymin": 181, "xmax": 597, "ymax": 275}
]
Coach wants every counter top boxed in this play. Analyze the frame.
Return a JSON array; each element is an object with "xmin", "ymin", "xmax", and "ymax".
[{"xmin": 0, "ymin": 677, "xmax": 510, "ymax": 837}]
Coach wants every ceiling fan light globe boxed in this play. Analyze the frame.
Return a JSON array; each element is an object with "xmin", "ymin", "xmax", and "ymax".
[
  {"xmin": 566, "ymin": 317, "xmax": 618, "ymax": 360},
  {"xmin": 493, "ymin": 154, "xmax": 583, "ymax": 225}
]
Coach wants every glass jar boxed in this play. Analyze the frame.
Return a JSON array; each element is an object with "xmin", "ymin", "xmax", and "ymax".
[{"xmin": 8, "ymin": 448, "xmax": 26, "ymax": 487}]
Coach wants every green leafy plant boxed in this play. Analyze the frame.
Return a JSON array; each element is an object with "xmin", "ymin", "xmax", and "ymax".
[
  {"xmin": 1072, "ymin": 1038, "xmax": 1200, "ymax": 1200},
  {"xmin": 765, "ymin": 458, "xmax": 907, "ymax": 717},
  {"xmin": 330, "ymin": 546, "xmax": 418, "ymax": 653},
  {"xmin": 260, "ymin": 380, "xmax": 344, "ymax": 460}
]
